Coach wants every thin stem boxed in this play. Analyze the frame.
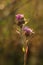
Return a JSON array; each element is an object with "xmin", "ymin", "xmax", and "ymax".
[
  {"xmin": 24, "ymin": 38, "xmax": 28, "ymax": 65},
  {"xmin": 24, "ymin": 51, "xmax": 27, "ymax": 65}
]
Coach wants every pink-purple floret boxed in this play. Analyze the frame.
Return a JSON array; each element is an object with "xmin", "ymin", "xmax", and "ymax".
[
  {"xmin": 22, "ymin": 27, "xmax": 33, "ymax": 33},
  {"xmin": 16, "ymin": 14, "xmax": 24, "ymax": 20}
]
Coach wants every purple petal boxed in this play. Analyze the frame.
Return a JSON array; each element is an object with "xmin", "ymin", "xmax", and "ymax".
[
  {"xmin": 16, "ymin": 14, "xmax": 24, "ymax": 20},
  {"xmin": 22, "ymin": 27, "xmax": 33, "ymax": 33}
]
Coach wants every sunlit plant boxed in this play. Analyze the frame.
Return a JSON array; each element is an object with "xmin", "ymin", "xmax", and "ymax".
[{"xmin": 16, "ymin": 14, "xmax": 35, "ymax": 65}]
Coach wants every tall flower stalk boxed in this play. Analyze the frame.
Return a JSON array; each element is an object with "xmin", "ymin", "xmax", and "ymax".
[{"xmin": 16, "ymin": 14, "xmax": 34, "ymax": 65}]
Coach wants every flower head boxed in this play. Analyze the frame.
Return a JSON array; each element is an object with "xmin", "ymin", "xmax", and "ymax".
[
  {"xmin": 16, "ymin": 14, "xmax": 25, "ymax": 28},
  {"xmin": 23, "ymin": 27, "xmax": 32, "ymax": 32},
  {"xmin": 16, "ymin": 14, "xmax": 24, "ymax": 21},
  {"xmin": 22, "ymin": 26, "xmax": 34, "ymax": 36}
]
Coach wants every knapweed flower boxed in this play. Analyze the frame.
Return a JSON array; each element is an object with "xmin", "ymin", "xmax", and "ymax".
[
  {"xmin": 16, "ymin": 14, "xmax": 25, "ymax": 28},
  {"xmin": 22, "ymin": 26, "xmax": 34, "ymax": 36},
  {"xmin": 16, "ymin": 14, "xmax": 24, "ymax": 20}
]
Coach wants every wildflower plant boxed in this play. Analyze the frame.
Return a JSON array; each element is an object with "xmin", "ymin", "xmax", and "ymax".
[{"xmin": 15, "ymin": 14, "xmax": 35, "ymax": 65}]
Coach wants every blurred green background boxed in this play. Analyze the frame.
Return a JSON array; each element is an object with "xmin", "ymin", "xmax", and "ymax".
[{"xmin": 0, "ymin": 0, "xmax": 43, "ymax": 65}]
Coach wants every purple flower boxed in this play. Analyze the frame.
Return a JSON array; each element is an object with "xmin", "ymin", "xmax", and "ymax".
[
  {"xmin": 22, "ymin": 27, "xmax": 34, "ymax": 36},
  {"xmin": 16, "ymin": 14, "xmax": 24, "ymax": 20},
  {"xmin": 23, "ymin": 27, "xmax": 32, "ymax": 32},
  {"xmin": 16, "ymin": 14, "xmax": 25, "ymax": 28}
]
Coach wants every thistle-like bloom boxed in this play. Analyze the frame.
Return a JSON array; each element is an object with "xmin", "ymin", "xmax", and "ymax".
[
  {"xmin": 16, "ymin": 14, "xmax": 24, "ymax": 21},
  {"xmin": 16, "ymin": 14, "xmax": 25, "ymax": 28},
  {"xmin": 22, "ymin": 26, "xmax": 34, "ymax": 36}
]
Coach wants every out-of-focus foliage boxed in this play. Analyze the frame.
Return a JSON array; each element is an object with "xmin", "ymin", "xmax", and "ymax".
[{"xmin": 0, "ymin": 0, "xmax": 43, "ymax": 65}]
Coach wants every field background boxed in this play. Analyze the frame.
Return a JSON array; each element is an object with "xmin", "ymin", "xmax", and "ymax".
[{"xmin": 0, "ymin": 0, "xmax": 43, "ymax": 65}]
